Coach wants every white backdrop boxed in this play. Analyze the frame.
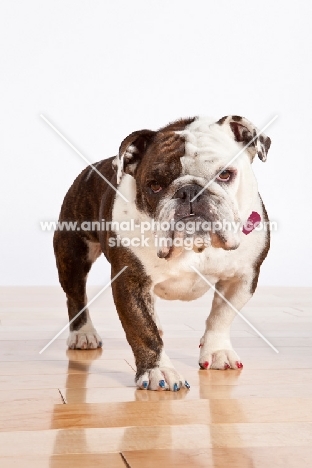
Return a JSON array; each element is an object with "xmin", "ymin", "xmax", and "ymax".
[{"xmin": 1, "ymin": 0, "xmax": 311, "ymax": 286}]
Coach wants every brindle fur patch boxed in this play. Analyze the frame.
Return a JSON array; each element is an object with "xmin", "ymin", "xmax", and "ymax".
[{"xmin": 250, "ymin": 198, "xmax": 270, "ymax": 294}]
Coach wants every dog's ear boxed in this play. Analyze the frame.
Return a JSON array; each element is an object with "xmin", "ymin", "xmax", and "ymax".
[
  {"xmin": 216, "ymin": 115, "xmax": 271, "ymax": 162},
  {"xmin": 112, "ymin": 129, "xmax": 156, "ymax": 184}
]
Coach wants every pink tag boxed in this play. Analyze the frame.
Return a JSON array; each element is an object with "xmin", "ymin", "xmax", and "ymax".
[{"xmin": 242, "ymin": 211, "xmax": 261, "ymax": 235}]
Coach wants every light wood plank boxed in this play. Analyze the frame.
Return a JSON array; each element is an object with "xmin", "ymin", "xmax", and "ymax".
[
  {"xmin": 122, "ymin": 447, "xmax": 312, "ymax": 468},
  {"xmin": 185, "ymin": 368, "xmax": 312, "ymax": 386},
  {"xmin": 0, "ymin": 348, "xmax": 134, "ymax": 361},
  {"xmin": 0, "ymin": 359, "xmax": 133, "ymax": 375},
  {"xmin": 2, "ymin": 398, "xmax": 312, "ymax": 432},
  {"xmin": 0, "ymin": 453, "xmax": 125, "ymax": 468},
  {"xmin": 62, "ymin": 382, "xmax": 312, "ymax": 403},
  {"xmin": 0, "ymin": 389, "xmax": 63, "ymax": 404},
  {"xmin": 0, "ymin": 424, "xmax": 311, "ymax": 455},
  {"xmin": 0, "ymin": 402, "xmax": 60, "ymax": 432},
  {"xmin": 0, "ymin": 372, "xmax": 135, "ymax": 390},
  {"xmin": 49, "ymin": 398, "xmax": 312, "ymax": 428},
  {"xmin": 1, "ymin": 368, "xmax": 312, "ymax": 390}
]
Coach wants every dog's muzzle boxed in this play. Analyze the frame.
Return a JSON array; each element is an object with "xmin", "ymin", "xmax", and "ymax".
[{"xmin": 155, "ymin": 183, "xmax": 241, "ymax": 260}]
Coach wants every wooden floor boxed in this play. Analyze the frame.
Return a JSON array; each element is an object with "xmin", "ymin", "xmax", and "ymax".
[{"xmin": 0, "ymin": 286, "xmax": 311, "ymax": 467}]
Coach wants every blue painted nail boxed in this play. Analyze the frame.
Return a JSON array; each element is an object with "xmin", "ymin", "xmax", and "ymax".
[
  {"xmin": 142, "ymin": 381, "xmax": 148, "ymax": 389},
  {"xmin": 173, "ymin": 383, "xmax": 178, "ymax": 392},
  {"xmin": 98, "ymin": 342, "xmax": 102, "ymax": 347},
  {"xmin": 159, "ymin": 380, "xmax": 165, "ymax": 388},
  {"xmin": 185, "ymin": 381, "xmax": 190, "ymax": 389}
]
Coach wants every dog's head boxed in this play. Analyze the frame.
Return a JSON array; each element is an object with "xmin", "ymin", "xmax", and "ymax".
[{"xmin": 112, "ymin": 116, "xmax": 271, "ymax": 259}]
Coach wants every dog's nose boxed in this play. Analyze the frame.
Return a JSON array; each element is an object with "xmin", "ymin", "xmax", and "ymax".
[{"xmin": 174, "ymin": 184, "xmax": 202, "ymax": 204}]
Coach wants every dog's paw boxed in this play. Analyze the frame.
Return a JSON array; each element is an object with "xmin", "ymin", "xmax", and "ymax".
[
  {"xmin": 136, "ymin": 366, "xmax": 190, "ymax": 392},
  {"xmin": 67, "ymin": 330, "xmax": 102, "ymax": 349},
  {"xmin": 199, "ymin": 348, "xmax": 243, "ymax": 370}
]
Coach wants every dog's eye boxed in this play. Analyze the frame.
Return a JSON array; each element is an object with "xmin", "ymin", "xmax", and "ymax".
[
  {"xmin": 150, "ymin": 182, "xmax": 163, "ymax": 193},
  {"xmin": 217, "ymin": 170, "xmax": 232, "ymax": 182}
]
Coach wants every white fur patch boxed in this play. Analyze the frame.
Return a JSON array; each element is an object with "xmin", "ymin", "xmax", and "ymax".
[
  {"xmin": 179, "ymin": 117, "xmax": 259, "ymax": 219},
  {"xmin": 67, "ymin": 313, "xmax": 102, "ymax": 349},
  {"xmin": 199, "ymin": 329, "xmax": 240, "ymax": 369},
  {"xmin": 116, "ymin": 144, "xmax": 139, "ymax": 184}
]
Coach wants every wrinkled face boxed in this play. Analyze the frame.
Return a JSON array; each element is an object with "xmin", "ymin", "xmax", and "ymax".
[{"xmin": 114, "ymin": 116, "xmax": 271, "ymax": 259}]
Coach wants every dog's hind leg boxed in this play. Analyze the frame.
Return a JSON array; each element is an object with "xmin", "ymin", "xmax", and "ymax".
[{"xmin": 53, "ymin": 231, "xmax": 102, "ymax": 349}]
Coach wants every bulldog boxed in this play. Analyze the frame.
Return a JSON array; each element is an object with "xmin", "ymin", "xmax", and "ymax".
[{"xmin": 54, "ymin": 115, "xmax": 271, "ymax": 391}]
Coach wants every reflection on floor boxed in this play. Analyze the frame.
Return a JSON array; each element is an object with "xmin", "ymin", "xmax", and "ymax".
[{"xmin": 0, "ymin": 286, "xmax": 312, "ymax": 467}]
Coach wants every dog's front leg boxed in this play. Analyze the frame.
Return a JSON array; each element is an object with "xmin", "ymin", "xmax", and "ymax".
[
  {"xmin": 110, "ymin": 255, "xmax": 189, "ymax": 391},
  {"xmin": 199, "ymin": 277, "xmax": 251, "ymax": 370}
]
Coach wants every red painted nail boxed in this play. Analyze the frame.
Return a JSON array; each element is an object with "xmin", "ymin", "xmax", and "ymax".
[
  {"xmin": 236, "ymin": 361, "xmax": 243, "ymax": 369},
  {"xmin": 199, "ymin": 344, "xmax": 202, "ymax": 348},
  {"xmin": 224, "ymin": 363, "xmax": 231, "ymax": 370},
  {"xmin": 203, "ymin": 361, "xmax": 209, "ymax": 368}
]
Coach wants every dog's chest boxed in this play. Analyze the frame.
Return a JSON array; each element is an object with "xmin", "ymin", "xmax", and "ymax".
[{"xmin": 134, "ymin": 244, "xmax": 240, "ymax": 300}]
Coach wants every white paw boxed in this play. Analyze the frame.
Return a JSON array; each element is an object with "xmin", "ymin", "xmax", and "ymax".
[
  {"xmin": 199, "ymin": 347, "xmax": 243, "ymax": 370},
  {"xmin": 136, "ymin": 366, "xmax": 190, "ymax": 391},
  {"xmin": 198, "ymin": 334, "xmax": 243, "ymax": 370},
  {"xmin": 67, "ymin": 330, "xmax": 102, "ymax": 349}
]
